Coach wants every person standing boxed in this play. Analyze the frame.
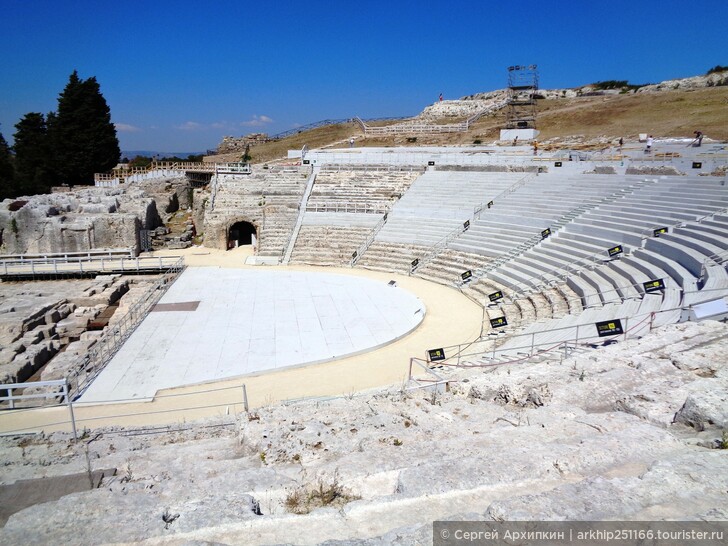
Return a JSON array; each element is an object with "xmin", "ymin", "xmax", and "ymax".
[
  {"xmin": 439, "ymin": 93, "xmax": 443, "ymax": 102},
  {"xmin": 646, "ymin": 135, "xmax": 654, "ymax": 153},
  {"xmin": 618, "ymin": 137, "xmax": 623, "ymax": 151},
  {"xmin": 693, "ymin": 131, "xmax": 703, "ymax": 147}
]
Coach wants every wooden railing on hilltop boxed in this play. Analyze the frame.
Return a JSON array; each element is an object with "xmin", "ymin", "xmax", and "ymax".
[{"xmin": 94, "ymin": 161, "xmax": 251, "ymax": 186}]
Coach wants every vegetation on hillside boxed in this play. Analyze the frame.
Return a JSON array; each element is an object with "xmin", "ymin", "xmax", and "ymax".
[
  {"xmin": 706, "ymin": 65, "xmax": 728, "ymax": 75},
  {"xmin": 591, "ymin": 80, "xmax": 650, "ymax": 92},
  {"xmin": 122, "ymin": 154, "xmax": 204, "ymax": 168},
  {"xmin": 0, "ymin": 131, "xmax": 16, "ymax": 200}
]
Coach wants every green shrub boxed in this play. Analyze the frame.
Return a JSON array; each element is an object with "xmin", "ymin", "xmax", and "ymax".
[{"xmin": 706, "ymin": 65, "xmax": 728, "ymax": 75}]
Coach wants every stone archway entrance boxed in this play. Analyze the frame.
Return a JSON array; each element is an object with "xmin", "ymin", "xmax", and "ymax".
[{"xmin": 228, "ymin": 221, "xmax": 257, "ymax": 250}]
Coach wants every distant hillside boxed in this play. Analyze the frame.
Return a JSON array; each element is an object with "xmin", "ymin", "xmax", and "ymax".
[{"xmin": 204, "ymin": 68, "xmax": 728, "ymax": 164}]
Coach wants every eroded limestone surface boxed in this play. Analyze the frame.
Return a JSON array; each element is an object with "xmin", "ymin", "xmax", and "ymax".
[{"xmin": 0, "ymin": 321, "xmax": 726, "ymax": 544}]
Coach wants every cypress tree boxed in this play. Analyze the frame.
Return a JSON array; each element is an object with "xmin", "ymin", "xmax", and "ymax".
[
  {"xmin": 0, "ymin": 131, "xmax": 15, "ymax": 200},
  {"xmin": 13, "ymin": 113, "xmax": 53, "ymax": 196},
  {"xmin": 51, "ymin": 70, "xmax": 120, "ymax": 185}
]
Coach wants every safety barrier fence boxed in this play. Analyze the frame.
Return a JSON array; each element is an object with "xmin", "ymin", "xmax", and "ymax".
[
  {"xmin": 350, "ymin": 212, "xmax": 390, "ymax": 266},
  {"xmin": 354, "ymin": 101, "xmax": 508, "ymax": 136},
  {"xmin": 0, "ymin": 381, "xmax": 249, "ymax": 441},
  {"xmin": 94, "ymin": 162, "xmax": 254, "ymax": 186},
  {"xmin": 427, "ymin": 289, "xmax": 727, "ymax": 370},
  {"xmin": 65, "ymin": 257, "xmax": 185, "ymax": 398},
  {"xmin": 0, "ymin": 248, "xmax": 135, "ymax": 263},
  {"xmin": 318, "ymin": 164, "xmax": 425, "ymax": 173},
  {"xmin": 0, "ymin": 255, "xmax": 182, "ymax": 278},
  {"xmin": 305, "ymin": 202, "xmax": 388, "ymax": 214}
]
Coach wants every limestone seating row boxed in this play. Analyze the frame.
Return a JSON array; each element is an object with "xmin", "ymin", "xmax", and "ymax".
[
  {"xmin": 441, "ymin": 175, "xmax": 643, "ymax": 259},
  {"xmin": 376, "ymin": 217, "xmax": 465, "ymax": 247},
  {"xmin": 308, "ymin": 171, "xmax": 419, "ymax": 210},
  {"xmin": 413, "ymin": 250, "xmax": 490, "ymax": 286},
  {"xmin": 355, "ymin": 242, "xmax": 430, "ymax": 274},
  {"xmin": 289, "ymin": 226, "xmax": 371, "ymax": 266},
  {"xmin": 300, "ymin": 212, "xmax": 382, "ymax": 228}
]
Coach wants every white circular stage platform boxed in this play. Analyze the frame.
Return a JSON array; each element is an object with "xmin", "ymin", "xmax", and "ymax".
[{"xmin": 80, "ymin": 268, "xmax": 425, "ymax": 402}]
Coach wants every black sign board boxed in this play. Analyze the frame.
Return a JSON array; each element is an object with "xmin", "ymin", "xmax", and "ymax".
[
  {"xmin": 303, "ymin": 159, "xmax": 310, "ymax": 165},
  {"xmin": 653, "ymin": 227, "xmax": 668, "ymax": 237},
  {"xmin": 383, "ymin": 212, "xmax": 388, "ymax": 221},
  {"xmin": 463, "ymin": 220, "xmax": 470, "ymax": 231},
  {"xmin": 427, "ymin": 161, "xmax": 435, "ymax": 166},
  {"xmin": 541, "ymin": 228, "xmax": 552, "ymax": 239},
  {"xmin": 607, "ymin": 245, "xmax": 623, "ymax": 258},
  {"xmin": 411, "ymin": 258, "xmax": 419, "ymax": 269},
  {"xmin": 490, "ymin": 316, "xmax": 508, "ymax": 329},
  {"xmin": 461, "ymin": 269, "xmax": 473, "ymax": 282},
  {"xmin": 428, "ymin": 348, "xmax": 446, "ymax": 362},
  {"xmin": 487, "ymin": 200, "xmax": 494, "ymax": 209},
  {"xmin": 596, "ymin": 319, "xmax": 624, "ymax": 337},
  {"xmin": 488, "ymin": 290, "xmax": 504, "ymax": 302},
  {"xmin": 554, "ymin": 161, "xmax": 563, "ymax": 167},
  {"xmin": 643, "ymin": 278, "xmax": 665, "ymax": 293},
  {"xmin": 692, "ymin": 162, "xmax": 702, "ymax": 169},
  {"xmin": 351, "ymin": 251, "xmax": 358, "ymax": 259}
]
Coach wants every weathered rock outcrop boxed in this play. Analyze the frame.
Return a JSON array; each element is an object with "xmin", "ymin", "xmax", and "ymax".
[
  {"xmin": 0, "ymin": 321, "xmax": 726, "ymax": 544},
  {"xmin": 0, "ymin": 187, "xmax": 164, "ymax": 255}
]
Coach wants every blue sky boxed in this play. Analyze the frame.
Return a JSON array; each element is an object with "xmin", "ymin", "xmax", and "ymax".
[{"xmin": 1, "ymin": 0, "xmax": 726, "ymax": 153}]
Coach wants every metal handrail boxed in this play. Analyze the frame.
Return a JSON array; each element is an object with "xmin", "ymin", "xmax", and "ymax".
[
  {"xmin": 67, "ymin": 257, "xmax": 185, "ymax": 399},
  {"xmin": 0, "ymin": 255, "xmax": 182, "ymax": 277},
  {"xmin": 350, "ymin": 212, "xmax": 390, "ymax": 266},
  {"xmin": 305, "ymin": 202, "xmax": 389, "ymax": 214}
]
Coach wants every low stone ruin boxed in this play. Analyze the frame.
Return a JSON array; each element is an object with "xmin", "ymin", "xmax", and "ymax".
[
  {"xmin": 0, "ymin": 177, "xmax": 196, "ymax": 255},
  {"xmin": 0, "ymin": 276, "xmax": 129, "ymax": 386}
]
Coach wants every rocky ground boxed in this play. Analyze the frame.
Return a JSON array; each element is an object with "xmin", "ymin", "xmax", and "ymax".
[
  {"xmin": 0, "ymin": 275, "xmax": 167, "ymax": 392},
  {"xmin": 0, "ymin": 320, "xmax": 726, "ymax": 545}
]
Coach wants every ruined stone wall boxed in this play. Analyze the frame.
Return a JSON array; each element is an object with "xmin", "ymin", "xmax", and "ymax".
[{"xmin": 0, "ymin": 187, "xmax": 160, "ymax": 255}]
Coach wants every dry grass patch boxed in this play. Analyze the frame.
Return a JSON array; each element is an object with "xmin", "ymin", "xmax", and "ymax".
[{"xmin": 284, "ymin": 471, "xmax": 360, "ymax": 515}]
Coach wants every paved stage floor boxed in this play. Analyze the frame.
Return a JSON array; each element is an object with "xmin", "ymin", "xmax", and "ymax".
[{"xmin": 80, "ymin": 267, "xmax": 425, "ymax": 402}]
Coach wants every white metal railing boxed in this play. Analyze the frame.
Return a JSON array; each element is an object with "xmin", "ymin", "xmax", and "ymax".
[
  {"xmin": 67, "ymin": 257, "xmax": 185, "ymax": 398},
  {"xmin": 282, "ymin": 167, "xmax": 318, "ymax": 265},
  {"xmin": 418, "ymin": 292, "xmax": 728, "ymax": 370},
  {"xmin": 94, "ymin": 161, "xmax": 252, "ymax": 186},
  {"xmin": 350, "ymin": 212, "xmax": 390, "ymax": 266},
  {"xmin": 474, "ymin": 171, "xmax": 536, "ymax": 218},
  {"xmin": 319, "ymin": 164, "xmax": 425, "ymax": 173},
  {"xmin": 0, "ymin": 255, "xmax": 182, "ymax": 277},
  {"xmin": 0, "ymin": 379, "xmax": 78, "ymax": 439},
  {"xmin": 0, "ymin": 248, "xmax": 134, "ymax": 262},
  {"xmin": 305, "ymin": 202, "xmax": 389, "ymax": 214},
  {"xmin": 356, "ymin": 101, "xmax": 508, "ymax": 136}
]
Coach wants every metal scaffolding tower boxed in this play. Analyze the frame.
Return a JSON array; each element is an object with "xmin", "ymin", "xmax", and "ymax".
[{"xmin": 506, "ymin": 64, "xmax": 539, "ymax": 130}]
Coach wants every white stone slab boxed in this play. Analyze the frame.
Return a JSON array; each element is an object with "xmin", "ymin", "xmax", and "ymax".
[{"xmin": 80, "ymin": 268, "xmax": 425, "ymax": 402}]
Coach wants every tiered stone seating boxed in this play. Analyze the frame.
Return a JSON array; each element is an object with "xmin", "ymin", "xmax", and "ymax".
[
  {"xmin": 373, "ymin": 170, "xmax": 523, "ymax": 246},
  {"xmin": 471, "ymin": 175, "xmax": 727, "ymax": 344},
  {"xmin": 355, "ymin": 171, "xmax": 524, "ymax": 273},
  {"xmin": 448, "ymin": 173, "xmax": 639, "ymax": 257},
  {"xmin": 203, "ymin": 167, "xmax": 310, "ymax": 255},
  {"xmin": 306, "ymin": 169, "xmax": 420, "ymax": 213},
  {"xmin": 289, "ymin": 213, "xmax": 380, "ymax": 266},
  {"xmin": 414, "ymin": 249, "xmax": 489, "ymax": 285},
  {"xmin": 356, "ymin": 242, "xmax": 429, "ymax": 274}
]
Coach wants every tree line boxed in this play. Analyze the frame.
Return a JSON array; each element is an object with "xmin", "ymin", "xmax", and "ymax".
[{"xmin": 0, "ymin": 71, "xmax": 120, "ymax": 200}]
